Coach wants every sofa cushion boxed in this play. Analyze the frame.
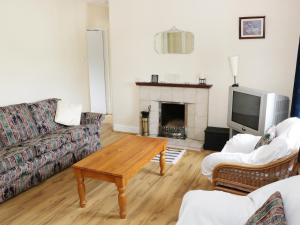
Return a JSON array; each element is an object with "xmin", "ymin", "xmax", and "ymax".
[
  {"xmin": 0, "ymin": 152, "xmax": 76, "ymax": 203},
  {"xmin": 54, "ymin": 124, "xmax": 99, "ymax": 142},
  {"xmin": 0, "ymin": 103, "xmax": 39, "ymax": 147},
  {"xmin": 245, "ymin": 191, "xmax": 287, "ymax": 225},
  {"xmin": 0, "ymin": 145, "xmax": 36, "ymax": 173},
  {"xmin": 0, "ymin": 172, "xmax": 33, "ymax": 203},
  {"xmin": 35, "ymin": 142, "xmax": 87, "ymax": 169},
  {"xmin": 24, "ymin": 133, "xmax": 71, "ymax": 156},
  {"xmin": 80, "ymin": 112, "xmax": 104, "ymax": 127},
  {"xmin": 28, "ymin": 99, "xmax": 63, "ymax": 135},
  {"xmin": 0, "ymin": 161, "xmax": 35, "ymax": 187},
  {"xmin": 0, "ymin": 128, "xmax": 95, "ymax": 174}
]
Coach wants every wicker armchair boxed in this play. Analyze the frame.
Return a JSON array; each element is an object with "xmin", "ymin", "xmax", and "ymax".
[{"xmin": 212, "ymin": 150, "xmax": 299, "ymax": 195}]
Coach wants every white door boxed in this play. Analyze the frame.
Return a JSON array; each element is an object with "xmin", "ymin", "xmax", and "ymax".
[{"xmin": 87, "ymin": 30, "xmax": 107, "ymax": 114}]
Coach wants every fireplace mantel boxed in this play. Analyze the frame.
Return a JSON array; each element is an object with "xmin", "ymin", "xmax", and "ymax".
[{"xmin": 136, "ymin": 82, "xmax": 212, "ymax": 89}]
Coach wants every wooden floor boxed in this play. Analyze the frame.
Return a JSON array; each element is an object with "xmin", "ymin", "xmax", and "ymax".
[{"xmin": 0, "ymin": 119, "xmax": 213, "ymax": 225}]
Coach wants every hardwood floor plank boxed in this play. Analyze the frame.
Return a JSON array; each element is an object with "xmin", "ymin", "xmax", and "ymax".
[{"xmin": 0, "ymin": 119, "xmax": 213, "ymax": 225}]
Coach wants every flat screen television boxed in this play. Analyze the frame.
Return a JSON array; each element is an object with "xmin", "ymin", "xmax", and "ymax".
[{"xmin": 228, "ymin": 86, "xmax": 289, "ymax": 136}]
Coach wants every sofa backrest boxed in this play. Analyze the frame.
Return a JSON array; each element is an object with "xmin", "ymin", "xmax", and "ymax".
[
  {"xmin": 0, "ymin": 103, "xmax": 40, "ymax": 148},
  {"xmin": 27, "ymin": 98, "xmax": 63, "ymax": 135}
]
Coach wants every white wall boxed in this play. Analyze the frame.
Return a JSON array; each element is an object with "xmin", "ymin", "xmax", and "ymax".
[
  {"xmin": 109, "ymin": 0, "xmax": 300, "ymax": 132},
  {"xmin": 0, "ymin": 0, "xmax": 90, "ymax": 110},
  {"xmin": 87, "ymin": 3, "xmax": 109, "ymax": 30}
]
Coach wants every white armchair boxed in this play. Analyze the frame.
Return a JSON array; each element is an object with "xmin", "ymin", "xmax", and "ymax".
[
  {"xmin": 201, "ymin": 117, "xmax": 300, "ymax": 194},
  {"xmin": 176, "ymin": 175, "xmax": 300, "ymax": 225}
]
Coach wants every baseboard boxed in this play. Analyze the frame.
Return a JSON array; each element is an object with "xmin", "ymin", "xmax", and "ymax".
[{"xmin": 113, "ymin": 124, "xmax": 139, "ymax": 134}]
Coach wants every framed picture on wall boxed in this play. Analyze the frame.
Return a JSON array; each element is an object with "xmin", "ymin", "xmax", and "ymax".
[{"xmin": 239, "ymin": 16, "xmax": 265, "ymax": 39}]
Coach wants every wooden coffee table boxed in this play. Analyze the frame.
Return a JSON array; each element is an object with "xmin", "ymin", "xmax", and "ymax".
[{"xmin": 72, "ymin": 135, "xmax": 167, "ymax": 219}]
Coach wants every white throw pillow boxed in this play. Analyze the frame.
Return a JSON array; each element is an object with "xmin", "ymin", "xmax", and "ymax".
[
  {"xmin": 55, "ymin": 101, "xmax": 82, "ymax": 126},
  {"xmin": 248, "ymin": 137, "xmax": 291, "ymax": 165},
  {"xmin": 201, "ymin": 152, "xmax": 250, "ymax": 178},
  {"xmin": 276, "ymin": 117, "xmax": 300, "ymax": 150},
  {"xmin": 276, "ymin": 117, "xmax": 300, "ymax": 136},
  {"xmin": 221, "ymin": 133, "xmax": 261, "ymax": 154}
]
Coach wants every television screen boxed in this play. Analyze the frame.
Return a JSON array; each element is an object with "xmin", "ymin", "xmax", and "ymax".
[{"xmin": 232, "ymin": 91, "xmax": 261, "ymax": 130}]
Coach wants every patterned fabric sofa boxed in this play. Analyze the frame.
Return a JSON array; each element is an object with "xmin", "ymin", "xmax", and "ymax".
[{"xmin": 0, "ymin": 98, "xmax": 104, "ymax": 203}]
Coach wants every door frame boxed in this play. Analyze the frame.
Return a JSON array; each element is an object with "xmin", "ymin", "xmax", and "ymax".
[{"xmin": 87, "ymin": 28, "xmax": 112, "ymax": 114}]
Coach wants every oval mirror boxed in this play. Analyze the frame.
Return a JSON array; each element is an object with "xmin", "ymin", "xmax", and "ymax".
[{"xmin": 154, "ymin": 27, "xmax": 194, "ymax": 54}]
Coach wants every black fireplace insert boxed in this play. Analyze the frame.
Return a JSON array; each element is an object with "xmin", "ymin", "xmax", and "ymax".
[{"xmin": 159, "ymin": 102, "xmax": 186, "ymax": 139}]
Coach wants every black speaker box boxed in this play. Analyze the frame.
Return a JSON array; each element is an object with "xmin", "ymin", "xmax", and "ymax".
[{"xmin": 204, "ymin": 127, "xmax": 229, "ymax": 151}]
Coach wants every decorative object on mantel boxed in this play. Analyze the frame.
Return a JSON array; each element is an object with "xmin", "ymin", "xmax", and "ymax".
[
  {"xmin": 239, "ymin": 16, "xmax": 265, "ymax": 39},
  {"xmin": 141, "ymin": 105, "xmax": 151, "ymax": 136},
  {"xmin": 199, "ymin": 77, "xmax": 206, "ymax": 85},
  {"xmin": 136, "ymin": 82, "xmax": 212, "ymax": 89},
  {"xmin": 229, "ymin": 56, "xmax": 239, "ymax": 87},
  {"xmin": 151, "ymin": 74, "xmax": 159, "ymax": 83}
]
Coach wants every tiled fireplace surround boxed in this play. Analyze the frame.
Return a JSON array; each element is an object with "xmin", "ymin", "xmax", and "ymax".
[{"xmin": 138, "ymin": 85, "xmax": 209, "ymax": 144}]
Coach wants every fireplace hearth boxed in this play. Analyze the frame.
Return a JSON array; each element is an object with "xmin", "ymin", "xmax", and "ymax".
[{"xmin": 159, "ymin": 102, "xmax": 186, "ymax": 139}]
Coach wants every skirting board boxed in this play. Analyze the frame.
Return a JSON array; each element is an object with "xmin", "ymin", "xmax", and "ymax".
[{"xmin": 113, "ymin": 124, "xmax": 139, "ymax": 134}]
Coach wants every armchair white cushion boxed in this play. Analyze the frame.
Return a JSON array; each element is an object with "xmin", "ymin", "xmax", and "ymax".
[
  {"xmin": 177, "ymin": 175, "xmax": 300, "ymax": 225},
  {"xmin": 276, "ymin": 117, "xmax": 300, "ymax": 149},
  {"xmin": 221, "ymin": 133, "xmax": 261, "ymax": 154},
  {"xmin": 202, "ymin": 137, "xmax": 291, "ymax": 178},
  {"xmin": 248, "ymin": 137, "xmax": 291, "ymax": 164},
  {"xmin": 201, "ymin": 152, "xmax": 249, "ymax": 178}
]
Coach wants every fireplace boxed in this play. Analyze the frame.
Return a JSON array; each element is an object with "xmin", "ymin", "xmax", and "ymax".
[
  {"xmin": 138, "ymin": 84, "xmax": 211, "ymax": 143},
  {"xmin": 159, "ymin": 102, "xmax": 186, "ymax": 139}
]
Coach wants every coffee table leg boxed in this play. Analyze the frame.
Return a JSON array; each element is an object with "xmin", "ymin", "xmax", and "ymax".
[
  {"xmin": 74, "ymin": 169, "xmax": 86, "ymax": 208},
  {"xmin": 160, "ymin": 145, "xmax": 166, "ymax": 176},
  {"xmin": 116, "ymin": 179, "xmax": 127, "ymax": 219}
]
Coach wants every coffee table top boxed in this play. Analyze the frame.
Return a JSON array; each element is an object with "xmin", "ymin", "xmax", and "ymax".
[{"xmin": 72, "ymin": 135, "xmax": 167, "ymax": 178}]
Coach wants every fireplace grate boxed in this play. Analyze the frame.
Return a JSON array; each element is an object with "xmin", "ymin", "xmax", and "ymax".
[{"xmin": 160, "ymin": 126, "xmax": 186, "ymax": 139}]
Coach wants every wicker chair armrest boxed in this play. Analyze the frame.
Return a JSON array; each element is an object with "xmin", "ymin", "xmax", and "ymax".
[
  {"xmin": 80, "ymin": 112, "xmax": 105, "ymax": 127},
  {"xmin": 212, "ymin": 150, "xmax": 298, "ymax": 193},
  {"xmin": 213, "ymin": 150, "xmax": 298, "ymax": 173}
]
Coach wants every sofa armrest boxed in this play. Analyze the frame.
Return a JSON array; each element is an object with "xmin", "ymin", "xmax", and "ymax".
[{"xmin": 80, "ymin": 112, "xmax": 105, "ymax": 127}]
